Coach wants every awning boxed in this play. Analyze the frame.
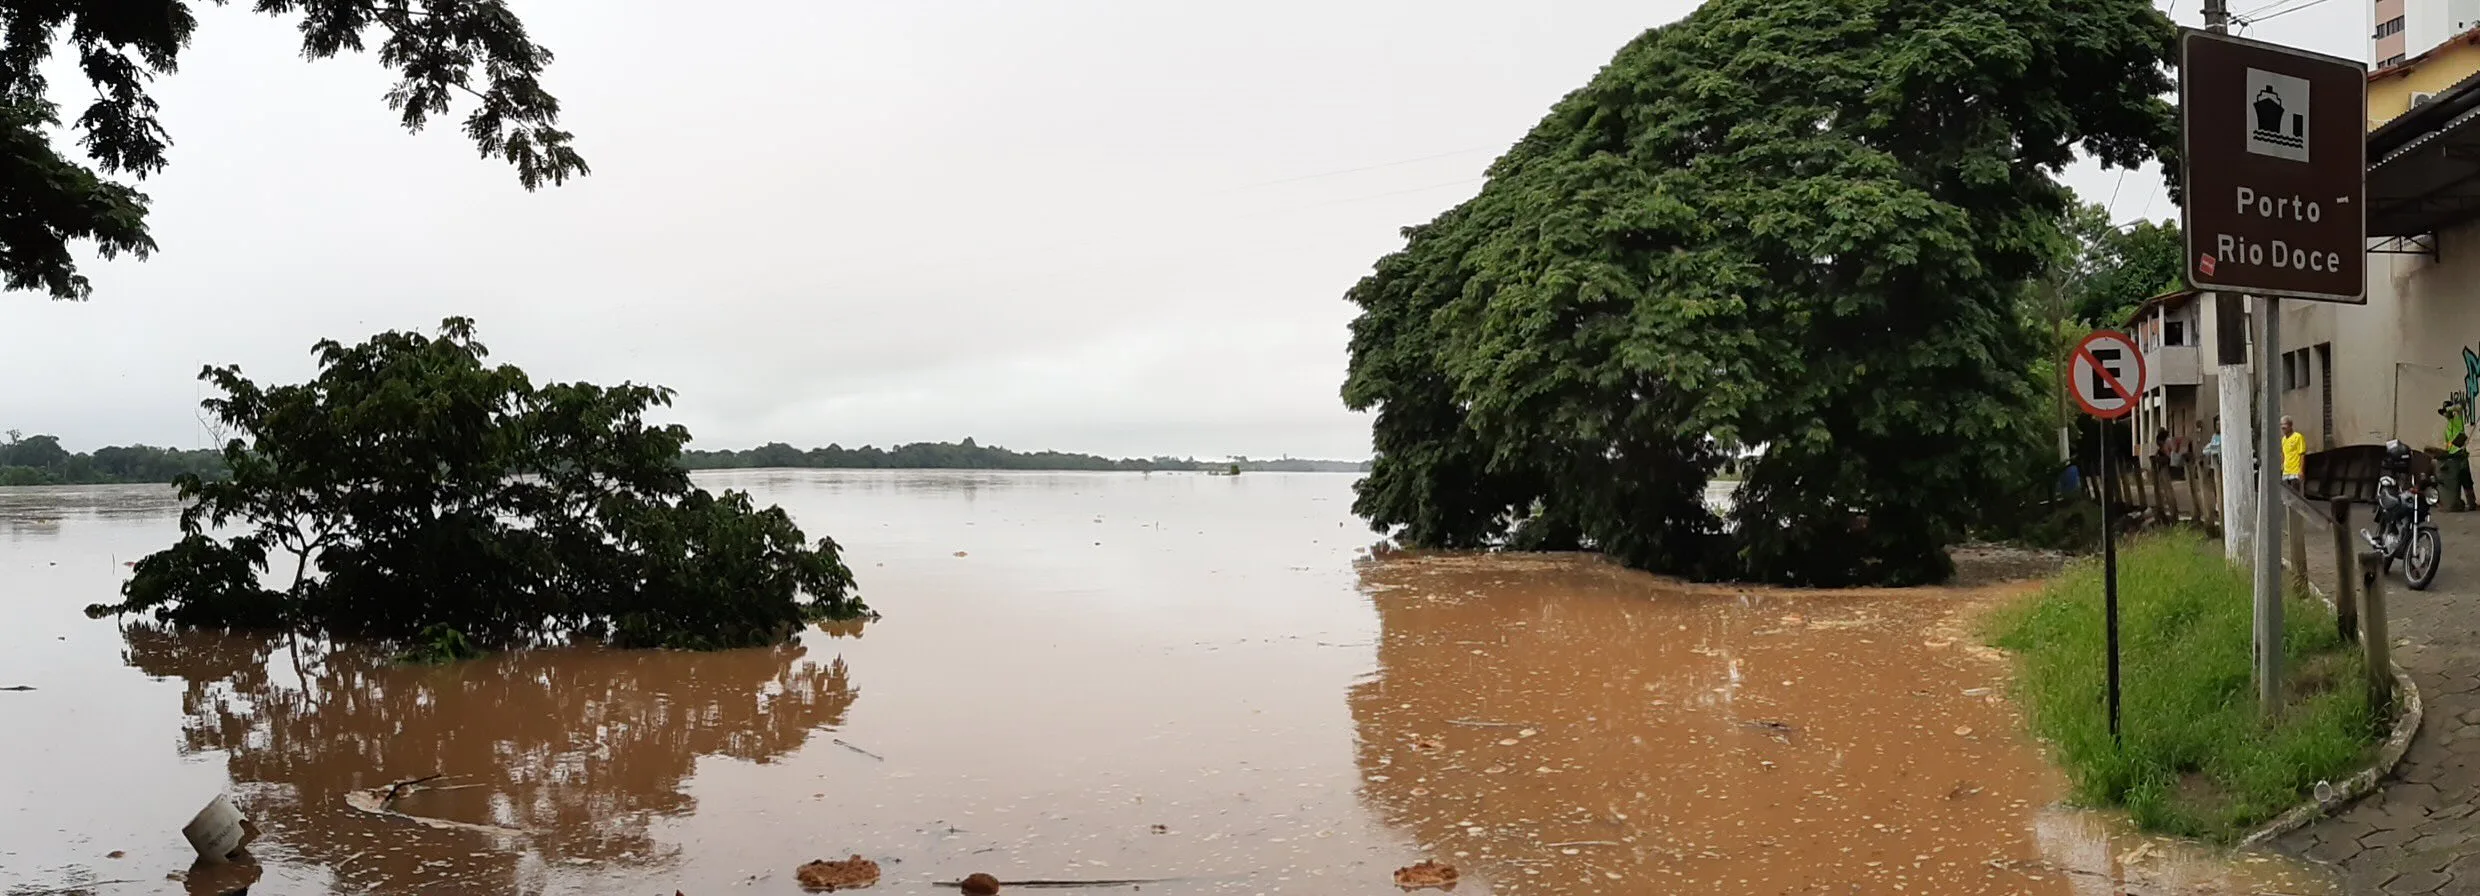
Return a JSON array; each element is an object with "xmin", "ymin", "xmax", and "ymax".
[{"xmin": 2368, "ymin": 69, "xmax": 2480, "ymax": 236}]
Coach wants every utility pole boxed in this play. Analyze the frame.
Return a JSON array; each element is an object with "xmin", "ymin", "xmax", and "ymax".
[
  {"xmin": 2203, "ymin": 0, "xmax": 2258, "ymax": 569},
  {"xmin": 2199, "ymin": 0, "xmax": 2283, "ymax": 716}
]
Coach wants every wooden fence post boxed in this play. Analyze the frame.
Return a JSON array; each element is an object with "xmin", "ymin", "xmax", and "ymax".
[
  {"xmin": 2153, "ymin": 465, "xmax": 2177, "ymax": 524},
  {"xmin": 2288, "ymin": 503, "xmax": 2311, "ymax": 594},
  {"xmin": 2360, "ymin": 550, "xmax": 2394, "ymax": 720},
  {"xmin": 2186, "ymin": 466, "xmax": 2208, "ymax": 529},
  {"xmin": 2331, "ymin": 498, "xmax": 2358, "ymax": 641},
  {"xmin": 2131, "ymin": 466, "xmax": 2151, "ymax": 522}
]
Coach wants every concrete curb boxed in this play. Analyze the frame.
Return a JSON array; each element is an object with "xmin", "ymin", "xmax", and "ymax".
[
  {"xmin": 2237, "ymin": 658, "xmax": 2422, "ymax": 848},
  {"xmin": 2234, "ymin": 568, "xmax": 2426, "ymax": 849}
]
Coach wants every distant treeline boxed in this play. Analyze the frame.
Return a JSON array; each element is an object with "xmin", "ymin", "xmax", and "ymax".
[
  {"xmin": 0, "ymin": 433, "xmax": 225, "ymax": 486},
  {"xmin": 679, "ymin": 438, "xmax": 1370, "ymax": 473},
  {"xmin": 0, "ymin": 433, "xmax": 1368, "ymax": 487}
]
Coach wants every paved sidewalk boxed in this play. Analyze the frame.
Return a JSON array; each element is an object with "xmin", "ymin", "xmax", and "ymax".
[{"xmin": 2271, "ymin": 508, "xmax": 2480, "ymax": 894}]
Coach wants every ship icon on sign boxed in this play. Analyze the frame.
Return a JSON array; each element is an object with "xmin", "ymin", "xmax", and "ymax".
[{"xmin": 2245, "ymin": 68, "xmax": 2310, "ymax": 162}]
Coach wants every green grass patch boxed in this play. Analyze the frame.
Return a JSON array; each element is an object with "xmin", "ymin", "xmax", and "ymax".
[{"xmin": 1987, "ymin": 528, "xmax": 2383, "ymax": 841}]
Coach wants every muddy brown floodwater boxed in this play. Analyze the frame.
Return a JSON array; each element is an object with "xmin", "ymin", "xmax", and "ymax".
[{"xmin": 0, "ymin": 472, "xmax": 2336, "ymax": 895}]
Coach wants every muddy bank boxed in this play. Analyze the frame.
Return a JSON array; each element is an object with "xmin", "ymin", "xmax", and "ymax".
[{"xmin": 1349, "ymin": 551, "xmax": 2331, "ymax": 894}]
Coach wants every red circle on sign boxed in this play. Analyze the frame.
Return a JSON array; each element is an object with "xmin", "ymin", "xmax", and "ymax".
[{"xmin": 2070, "ymin": 330, "xmax": 2147, "ymax": 420}]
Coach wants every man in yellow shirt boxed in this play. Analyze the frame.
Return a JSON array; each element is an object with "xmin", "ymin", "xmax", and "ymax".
[{"xmin": 2281, "ymin": 416, "xmax": 2306, "ymax": 492}]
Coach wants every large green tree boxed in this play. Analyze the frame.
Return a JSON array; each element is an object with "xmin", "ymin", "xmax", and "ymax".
[
  {"xmin": 1342, "ymin": 0, "xmax": 2176, "ymax": 586},
  {"xmin": 3, "ymin": 0, "xmax": 586, "ymax": 300},
  {"xmin": 91, "ymin": 318, "xmax": 866, "ymax": 648}
]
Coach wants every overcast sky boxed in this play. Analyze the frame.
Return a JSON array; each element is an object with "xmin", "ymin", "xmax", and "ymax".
[{"xmin": 0, "ymin": 0, "xmax": 2361, "ymax": 460}]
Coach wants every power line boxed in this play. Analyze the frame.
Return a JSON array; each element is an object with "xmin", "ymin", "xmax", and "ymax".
[{"xmin": 2237, "ymin": 0, "xmax": 2340, "ymax": 26}]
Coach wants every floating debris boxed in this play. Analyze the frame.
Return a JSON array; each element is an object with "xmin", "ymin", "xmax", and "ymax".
[
  {"xmin": 1392, "ymin": 861, "xmax": 1459, "ymax": 891},
  {"xmin": 959, "ymin": 873, "xmax": 1001, "ymax": 896},
  {"xmin": 1742, "ymin": 719, "xmax": 1799, "ymax": 744},
  {"xmin": 796, "ymin": 855, "xmax": 881, "ymax": 891}
]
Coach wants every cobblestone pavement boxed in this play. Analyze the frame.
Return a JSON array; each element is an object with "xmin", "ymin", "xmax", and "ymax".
[{"xmin": 2271, "ymin": 507, "xmax": 2480, "ymax": 894}]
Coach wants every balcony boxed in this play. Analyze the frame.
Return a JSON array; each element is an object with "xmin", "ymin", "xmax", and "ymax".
[{"xmin": 2142, "ymin": 344, "xmax": 2203, "ymax": 389}]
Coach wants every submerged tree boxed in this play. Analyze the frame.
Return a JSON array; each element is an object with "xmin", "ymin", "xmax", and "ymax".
[
  {"xmin": 1342, "ymin": 0, "xmax": 2176, "ymax": 585},
  {"xmin": 91, "ymin": 318, "xmax": 866, "ymax": 648},
  {"xmin": 2, "ymin": 0, "xmax": 588, "ymax": 301}
]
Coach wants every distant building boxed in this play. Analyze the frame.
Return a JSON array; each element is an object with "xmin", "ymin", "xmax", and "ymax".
[
  {"xmin": 2369, "ymin": 21, "xmax": 2480, "ymax": 127},
  {"xmin": 2123, "ymin": 289, "xmax": 2221, "ymax": 458},
  {"xmin": 2372, "ymin": 0, "xmax": 2480, "ymax": 69}
]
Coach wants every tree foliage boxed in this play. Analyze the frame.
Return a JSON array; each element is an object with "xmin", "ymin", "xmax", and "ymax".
[
  {"xmin": 89, "ymin": 318, "xmax": 865, "ymax": 649},
  {"xmin": 2058, "ymin": 202, "xmax": 2184, "ymax": 326},
  {"xmin": 1341, "ymin": 0, "xmax": 2176, "ymax": 586},
  {"xmin": 2, "ymin": 0, "xmax": 586, "ymax": 301}
]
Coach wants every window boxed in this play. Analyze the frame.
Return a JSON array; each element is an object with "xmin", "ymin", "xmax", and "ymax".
[
  {"xmin": 2165, "ymin": 320, "xmax": 2187, "ymax": 347},
  {"xmin": 2317, "ymin": 343, "xmax": 2335, "ymax": 450},
  {"xmin": 2377, "ymin": 15, "xmax": 2406, "ymax": 38},
  {"xmin": 2282, "ymin": 348, "xmax": 2314, "ymax": 391},
  {"xmin": 2382, "ymin": 53, "xmax": 2409, "ymax": 68}
]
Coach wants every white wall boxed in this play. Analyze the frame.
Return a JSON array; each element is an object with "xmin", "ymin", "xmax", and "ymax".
[
  {"xmin": 2449, "ymin": 0, "xmax": 2480, "ymax": 36},
  {"xmin": 2410, "ymin": 0, "xmax": 2456, "ymax": 57},
  {"xmin": 2285, "ymin": 221, "xmax": 2480, "ymax": 453}
]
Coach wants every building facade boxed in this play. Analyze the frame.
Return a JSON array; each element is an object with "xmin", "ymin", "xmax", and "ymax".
[
  {"xmin": 2374, "ymin": 0, "xmax": 2480, "ymax": 68},
  {"xmin": 2269, "ymin": 35, "xmax": 2480, "ymax": 457}
]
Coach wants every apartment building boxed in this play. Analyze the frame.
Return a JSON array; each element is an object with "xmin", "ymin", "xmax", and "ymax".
[{"xmin": 2374, "ymin": 0, "xmax": 2480, "ymax": 68}]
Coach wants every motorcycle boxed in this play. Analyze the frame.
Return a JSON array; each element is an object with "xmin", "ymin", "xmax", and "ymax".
[{"xmin": 2363, "ymin": 470, "xmax": 2444, "ymax": 591}]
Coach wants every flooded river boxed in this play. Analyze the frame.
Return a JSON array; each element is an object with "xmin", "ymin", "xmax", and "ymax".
[{"xmin": 1, "ymin": 471, "xmax": 2333, "ymax": 895}]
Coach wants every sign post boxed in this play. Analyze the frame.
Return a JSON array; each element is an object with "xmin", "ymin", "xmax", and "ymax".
[
  {"xmin": 2073, "ymin": 329, "xmax": 2148, "ymax": 746},
  {"xmin": 2179, "ymin": 29, "xmax": 2367, "ymax": 718}
]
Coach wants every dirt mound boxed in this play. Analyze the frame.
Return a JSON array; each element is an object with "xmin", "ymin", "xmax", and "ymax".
[
  {"xmin": 1393, "ymin": 861, "xmax": 1459, "ymax": 890},
  {"xmin": 795, "ymin": 855, "xmax": 881, "ymax": 891}
]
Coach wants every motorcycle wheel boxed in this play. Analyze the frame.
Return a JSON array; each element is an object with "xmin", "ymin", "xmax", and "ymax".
[{"xmin": 2408, "ymin": 526, "xmax": 2443, "ymax": 591}]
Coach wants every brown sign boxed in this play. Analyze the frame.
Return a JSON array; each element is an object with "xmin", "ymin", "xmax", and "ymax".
[{"xmin": 2180, "ymin": 29, "xmax": 2367, "ymax": 303}]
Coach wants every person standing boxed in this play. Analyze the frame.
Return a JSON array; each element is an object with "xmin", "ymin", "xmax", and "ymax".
[
  {"xmin": 2443, "ymin": 400, "xmax": 2476, "ymax": 512},
  {"xmin": 2281, "ymin": 416, "xmax": 2306, "ymax": 493}
]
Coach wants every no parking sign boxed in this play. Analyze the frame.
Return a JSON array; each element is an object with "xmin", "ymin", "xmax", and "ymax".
[
  {"xmin": 2071, "ymin": 330, "xmax": 2148, "ymax": 420},
  {"xmin": 2070, "ymin": 328, "xmax": 2147, "ymax": 746}
]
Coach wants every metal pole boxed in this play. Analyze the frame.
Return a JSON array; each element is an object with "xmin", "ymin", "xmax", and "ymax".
[
  {"xmin": 2055, "ymin": 281, "xmax": 2072, "ymax": 462},
  {"xmin": 2103, "ymin": 417, "xmax": 2123, "ymax": 745},
  {"xmin": 2256, "ymin": 297, "xmax": 2286, "ymax": 716},
  {"xmin": 2204, "ymin": 0, "xmax": 2230, "ymax": 31}
]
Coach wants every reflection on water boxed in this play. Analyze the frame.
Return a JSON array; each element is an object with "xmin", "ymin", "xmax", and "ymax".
[
  {"xmin": 117, "ymin": 626, "xmax": 855, "ymax": 894},
  {"xmin": 0, "ymin": 473, "xmax": 2335, "ymax": 896},
  {"xmin": 1348, "ymin": 551, "xmax": 2335, "ymax": 895},
  {"xmin": 0, "ymin": 484, "xmax": 182, "ymax": 541}
]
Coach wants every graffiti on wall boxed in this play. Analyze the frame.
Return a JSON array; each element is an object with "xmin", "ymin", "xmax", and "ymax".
[{"xmin": 2456, "ymin": 346, "xmax": 2480, "ymax": 424}]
